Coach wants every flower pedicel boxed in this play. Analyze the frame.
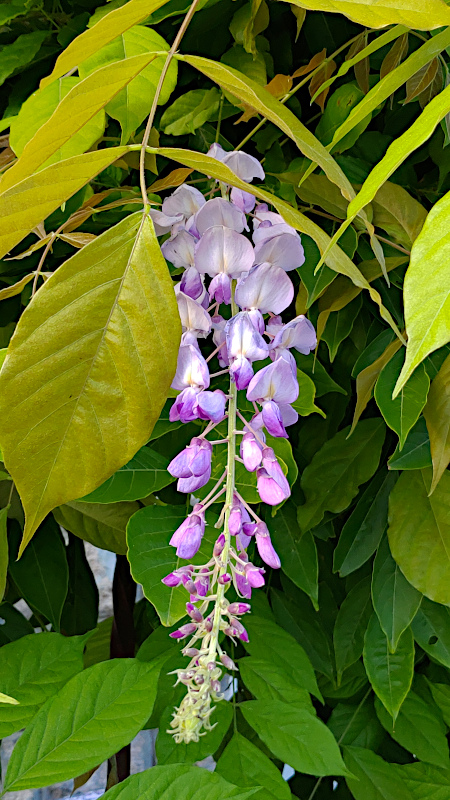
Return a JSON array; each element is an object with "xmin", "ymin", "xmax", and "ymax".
[{"xmin": 154, "ymin": 146, "xmax": 317, "ymax": 743}]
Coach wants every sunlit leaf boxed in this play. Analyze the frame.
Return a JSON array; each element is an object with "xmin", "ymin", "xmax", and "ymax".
[
  {"xmin": 41, "ymin": 0, "xmax": 171, "ymax": 88},
  {"xmin": 423, "ymin": 354, "xmax": 450, "ymax": 493},
  {"xmin": 101, "ymin": 765, "xmax": 257, "ymax": 800},
  {"xmin": 216, "ymin": 732, "xmax": 291, "ymax": 800},
  {"xmin": 0, "ymin": 212, "xmax": 180, "ymax": 551},
  {"xmin": 282, "ymin": 0, "xmax": 450, "ymax": 29}
]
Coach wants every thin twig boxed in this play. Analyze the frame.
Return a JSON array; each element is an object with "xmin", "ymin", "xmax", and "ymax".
[{"xmin": 139, "ymin": 0, "xmax": 201, "ymax": 209}]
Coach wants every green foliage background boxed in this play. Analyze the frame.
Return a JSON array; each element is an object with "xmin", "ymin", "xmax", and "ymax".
[{"xmin": 0, "ymin": 0, "xmax": 450, "ymax": 797}]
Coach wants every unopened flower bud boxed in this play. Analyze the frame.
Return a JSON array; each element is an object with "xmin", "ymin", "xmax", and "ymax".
[
  {"xmin": 218, "ymin": 573, "xmax": 231, "ymax": 584},
  {"xmin": 183, "ymin": 648, "xmax": 199, "ymax": 657},
  {"xmin": 186, "ymin": 603, "xmax": 203, "ymax": 623},
  {"xmin": 214, "ymin": 534, "xmax": 225, "ymax": 556},
  {"xmin": 228, "ymin": 602, "xmax": 251, "ymax": 615},
  {"xmin": 220, "ymin": 653, "xmax": 237, "ymax": 670},
  {"xmin": 169, "ymin": 623, "xmax": 197, "ymax": 640}
]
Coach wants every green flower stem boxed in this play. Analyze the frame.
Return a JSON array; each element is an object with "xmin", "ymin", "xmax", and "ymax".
[{"xmin": 207, "ymin": 288, "xmax": 238, "ymax": 661}]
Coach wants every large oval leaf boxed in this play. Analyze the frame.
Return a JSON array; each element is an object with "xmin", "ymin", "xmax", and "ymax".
[
  {"xmin": 388, "ymin": 468, "xmax": 450, "ymax": 604},
  {"xmin": 363, "ymin": 613, "xmax": 414, "ymax": 721},
  {"xmin": 424, "ymin": 354, "xmax": 450, "ymax": 493},
  {"xmin": 216, "ymin": 732, "xmax": 291, "ymax": 800},
  {"xmin": 372, "ymin": 536, "xmax": 422, "ymax": 653},
  {"xmin": 80, "ymin": 444, "xmax": 172, "ymax": 503},
  {"xmin": 394, "ymin": 192, "xmax": 450, "ymax": 395},
  {"xmin": 53, "ymin": 499, "xmax": 139, "ymax": 554},
  {"xmin": 3, "ymin": 658, "xmax": 163, "ymax": 792},
  {"xmin": 0, "ymin": 211, "xmax": 180, "ymax": 552}
]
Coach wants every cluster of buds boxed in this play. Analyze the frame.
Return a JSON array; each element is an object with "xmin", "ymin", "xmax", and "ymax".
[{"xmin": 153, "ymin": 143, "xmax": 316, "ymax": 743}]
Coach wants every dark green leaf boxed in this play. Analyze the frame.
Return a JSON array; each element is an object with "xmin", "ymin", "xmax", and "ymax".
[
  {"xmin": 397, "ymin": 762, "xmax": 450, "ymax": 800},
  {"xmin": 54, "ymin": 499, "xmax": 138, "ymax": 554},
  {"xmin": 343, "ymin": 746, "xmax": 413, "ymax": 800},
  {"xmin": 241, "ymin": 700, "xmax": 349, "ymax": 777},
  {"xmin": 81, "ymin": 445, "xmax": 173, "ymax": 503},
  {"xmin": 334, "ymin": 578, "xmax": 372, "ymax": 682},
  {"xmin": 239, "ymin": 656, "xmax": 314, "ymax": 711},
  {"xmin": 375, "ymin": 350, "xmax": 430, "ymax": 449},
  {"xmin": 269, "ymin": 501, "xmax": 318, "ymax": 608},
  {"xmin": 60, "ymin": 534, "xmax": 99, "ymax": 636},
  {"xmin": 388, "ymin": 417, "xmax": 432, "ymax": 470},
  {"xmin": 297, "ymin": 419, "xmax": 386, "ymax": 532},
  {"xmin": 328, "ymin": 697, "xmax": 384, "ymax": 749},
  {"xmin": 101, "ymin": 764, "xmax": 257, "ymax": 800},
  {"xmin": 216, "ymin": 732, "xmax": 291, "ymax": 800},
  {"xmin": 363, "ymin": 613, "xmax": 414, "ymax": 720},
  {"xmin": 161, "ymin": 88, "xmax": 221, "ymax": 135},
  {"xmin": 375, "ymin": 691, "xmax": 450, "ymax": 768},
  {"xmin": 372, "ymin": 536, "xmax": 422, "ymax": 652},
  {"xmin": 334, "ymin": 471, "xmax": 397, "ymax": 577},
  {"xmin": 411, "ymin": 598, "xmax": 450, "ymax": 668}
]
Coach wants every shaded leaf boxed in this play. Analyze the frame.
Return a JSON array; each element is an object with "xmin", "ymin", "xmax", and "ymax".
[
  {"xmin": 216, "ymin": 732, "xmax": 291, "ymax": 800},
  {"xmin": 161, "ymin": 88, "xmax": 221, "ymax": 135},
  {"xmin": 411, "ymin": 598, "xmax": 450, "ymax": 669},
  {"xmin": 375, "ymin": 692, "xmax": 450, "ymax": 768},
  {"xmin": 297, "ymin": 418, "xmax": 385, "ymax": 532},
  {"xmin": 239, "ymin": 656, "xmax": 315, "ymax": 711},
  {"xmin": 405, "ymin": 59, "xmax": 439, "ymax": 104},
  {"xmin": 351, "ymin": 338, "xmax": 402, "ymax": 433},
  {"xmin": 375, "ymin": 349, "xmax": 430, "ymax": 449},
  {"xmin": 0, "ymin": 32, "xmax": 46, "ymax": 88},
  {"xmin": 269, "ymin": 500, "xmax": 318, "ymax": 607},
  {"xmin": 334, "ymin": 578, "xmax": 372, "ymax": 682},
  {"xmin": 0, "ymin": 211, "xmax": 180, "ymax": 550},
  {"xmin": 54, "ymin": 500, "xmax": 137, "ymax": 555},
  {"xmin": 334, "ymin": 471, "xmax": 397, "ymax": 577},
  {"xmin": 372, "ymin": 536, "xmax": 422, "ymax": 653},
  {"xmin": 388, "ymin": 468, "xmax": 450, "ymax": 604},
  {"xmin": 388, "ymin": 417, "xmax": 432, "ymax": 471},
  {"xmin": 81, "ymin": 445, "xmax": 172, "ymax": 503},
  {"xmin": 343, "ymin": 746, "xmax": 413, "ymax": 800},
  {"xmin": 328, "ymin": 698, "xmax": 384, "ymax": 749},
  {"xmin": 380, "ymin": 33, "xmax": 409, "ymax": 80},
  {"xmin": 363, "ymin": 613, "xmax": 414, "ymax": 720}
]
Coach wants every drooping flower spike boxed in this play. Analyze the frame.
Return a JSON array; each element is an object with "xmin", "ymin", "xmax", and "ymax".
[{"xmin": 153, "ymin": 148, "xmax": 316, "ymax": 744}]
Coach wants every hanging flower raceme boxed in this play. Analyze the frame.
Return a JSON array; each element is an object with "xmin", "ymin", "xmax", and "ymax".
[{"xmin": 153, "ymin": 149, "xmax": 316, "ymax": 745}]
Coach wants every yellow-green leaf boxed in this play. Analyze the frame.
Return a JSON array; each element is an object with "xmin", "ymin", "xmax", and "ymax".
[
  {"xmin": 40, "ymin": 0, "xmax": 171, "ymax": 89},
  {"xmin": 1, "ymin": 54, "xmax": 161, "ymax": 193},
  {"xmin": 394, "ymin": 191, "xmax": 450, "ymax": 396},
  {"xmin": 0, "ymin": 692, "xmax": 19, "ymax": 705},
  {"xmin": 0, "ymin": 212, "xmax": 180, "ymax": 553},
  {"xmin": 330, "ymin": 27, "xmax": 450, "ymax": 152},
  {"xmin": 79, "ymin": 27, "xmax": 177, "ymax": 145},
  {"xmin": 0, "ymin": 147, "xmax": 128, "ymax": 261},
  {"xmin": 424, "ymin": 354, "xmax": 450, "ymax": 494},
  {"xmin": 149, "ymin": 146, "xmax": 403, "ymax": 340},
  {"xmin": 281, "ymin": 0, "xmax": 450, "ymax": 30},
  {"xmin": 0, "ymin": 274, "xmax": 35, "ymax": 301},
  {"xmin": 0, "ymin": 506, "xmax": 9, "ymax": 602},
  {"xmin": 179, "ymin": 54, "xmax": 359, "ymax": 205},
  {"xmin": 323, "ymin": 81, "xmax": 450, "ymax": 265}
]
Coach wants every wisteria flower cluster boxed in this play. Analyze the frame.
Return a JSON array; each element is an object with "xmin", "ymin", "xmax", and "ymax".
[{"xmin": 153, "ymin": 144, "xmax": 317, "ymax": 744}]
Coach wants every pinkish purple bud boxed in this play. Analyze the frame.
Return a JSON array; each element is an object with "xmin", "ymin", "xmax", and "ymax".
[
  {"xmin": 240, "ymin": 431, "xmax": 263, "ymax": 472},
  {"xmin": 162, "ymin": 572, "xmax": 182, "ymax": 587},
  {"xmin": 169, "ymin": 622, "xmax": 197, "ymax": 639},
  {"xmin": 262, "ymin": 399, "xmax": 288, "ymax": 438},
  {"xmin": 186, "ymin": 603, "xmax": 203, "ymax": 623},
  {"xmin": 169, "ymin": 439, "xmax": 212, "ymax": 479},
  {"xmin": 254, "ymin": 521, "xmax": 281, "ymax": 568},
  {"xmin": 195, "ymin": 569, "xmax": 210, "ymax": 597},
  {"xmin": 229, "ymin": 503, "xmax": 243, "ymax": 536},
  {"xmin": 170, "ymin": 509, "xmax": 205, "ymax": 558},
  {"xmin": 214, "ymin": 534, "xmax": 226, "ymax": 556},
  {"xmin": 257, "ymin": 467, "xmax": 290, "ymax": 505},
  {"xmin": 228, "ymin": 602, "xmax": 251, "ymax": 615},
  {"xmin": 220, "ymin": 653, "xmax": 237, "ymax": 670},
  {"xmin": 205, "ymin": 617, "xmax": 213, "ymax": 632},
  {"xmin": 184, "ymin": 647, "xmax": 200, "ymax": 657},
  {"xmin": 244, "ymin": 563, "xmax": 266, "ymax": 587},
  {"xmin": 183, "ymin": 579, "xmax": 197, "ymax": 595},
  {"xmin": 235, "ymin": 571, "xmax": 252, "ymax": 598},
  {"xmin": 211, "ymin": 679, "xmax": 222, "ymax": 693},
  {"xmin": 219, "ymin": 573, "xmax": 231, "ymax": 585}
]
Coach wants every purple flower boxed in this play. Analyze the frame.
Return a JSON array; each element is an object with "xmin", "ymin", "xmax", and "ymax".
[
  {"xmin": 256, "ymin": 448, "xmax": 291, "ymax": 505},
  {"xmin": 254, "ymin": 521, "xmax": 281, "ymax": 568},
  {"xmin": 195, "ymin": 569, "xmax": 210, "ymax": 597},
  {"xmin": 222, "ymin": 151, "xmax": 265, "ymax": 183},
  {"xmin": 170, "ymin": 504, "xmax": 205, "ymax": 557},
  {"xmin": 209, "ymin": 273, "xmax": 232, "ymax": 305},
  {"xmin": 177, "ymin": 292, "xmax": 211, "ymax": 339},
  {"xmin": 244, "ymin": 563, "xmax": 265, "ymax": 587},
  {"xmin": 179, "ymin": 267, "xmax": 205, "ymax": 301},
  {"xmin": 171, "ymin": 345, "xmax": 210, "ymax": 392},
  {"xmin": 207, "ymin": 143, "xmax": 226, "ymax": 161},
  {"xmin": 195, "ymin": 198, "xmax": 246, "ymax": 235},
  {"xmin": 247, "ymin": 356, "xmax": 298, "ymax": 401},
  {"xmin": 254, "ymin": 231, "xmax": 305, "ymax": 272},
  {"xmin": 271, "ymin": 315, "xmax": 317, "ymax": 360},
  {"xmin": 170, "ymin": 387, "xmax": 200, "ymax": 423},
  {"xmin": 230, "ymin": 187, "xmax": 256, "ymax": 214},
  {"xmin": 161, "ymin": 230, "xmax": 196, "ymax": 268},
  {"xmin": 235, "ymin": 571, "xmax": 252, "ymax": 598},
  {"xmin": 162, "ymin": 184, "xmax": 205, "ymax": 221},
  {"xmin": 225, "ymin": 312, "xmax": 269, "ymax": 389},
  {"xmin": 149, "ymin": 208, "xmax": 182, "ymax": 236},
  {"xmin": 228, "ymin": 602, "xmax": 251, "ymax": 615},
  {"xmin": 240, "ymin": 430, "xmax": 263, "ymax": 471},
  {"xmin": 211, "ymin": 315, "xmax": 229, "ymax": 366},
  {"xmin": 252, "ymin": 220, "xmax": 298, "ymax": 246},
  {"xmin": 195, "ymin": 226, "xmax": 254, "ymax": 279},
  {"xmin": 196, "ymin": 389, "xmax": 227, "ymax": 422},
  {"xmin": 235, "ymin": 262, "xmax": 294, "ymax": 315},
  {"xmin": 168, "ymin": 438, "xmax": 212, "ymax": 479}
]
